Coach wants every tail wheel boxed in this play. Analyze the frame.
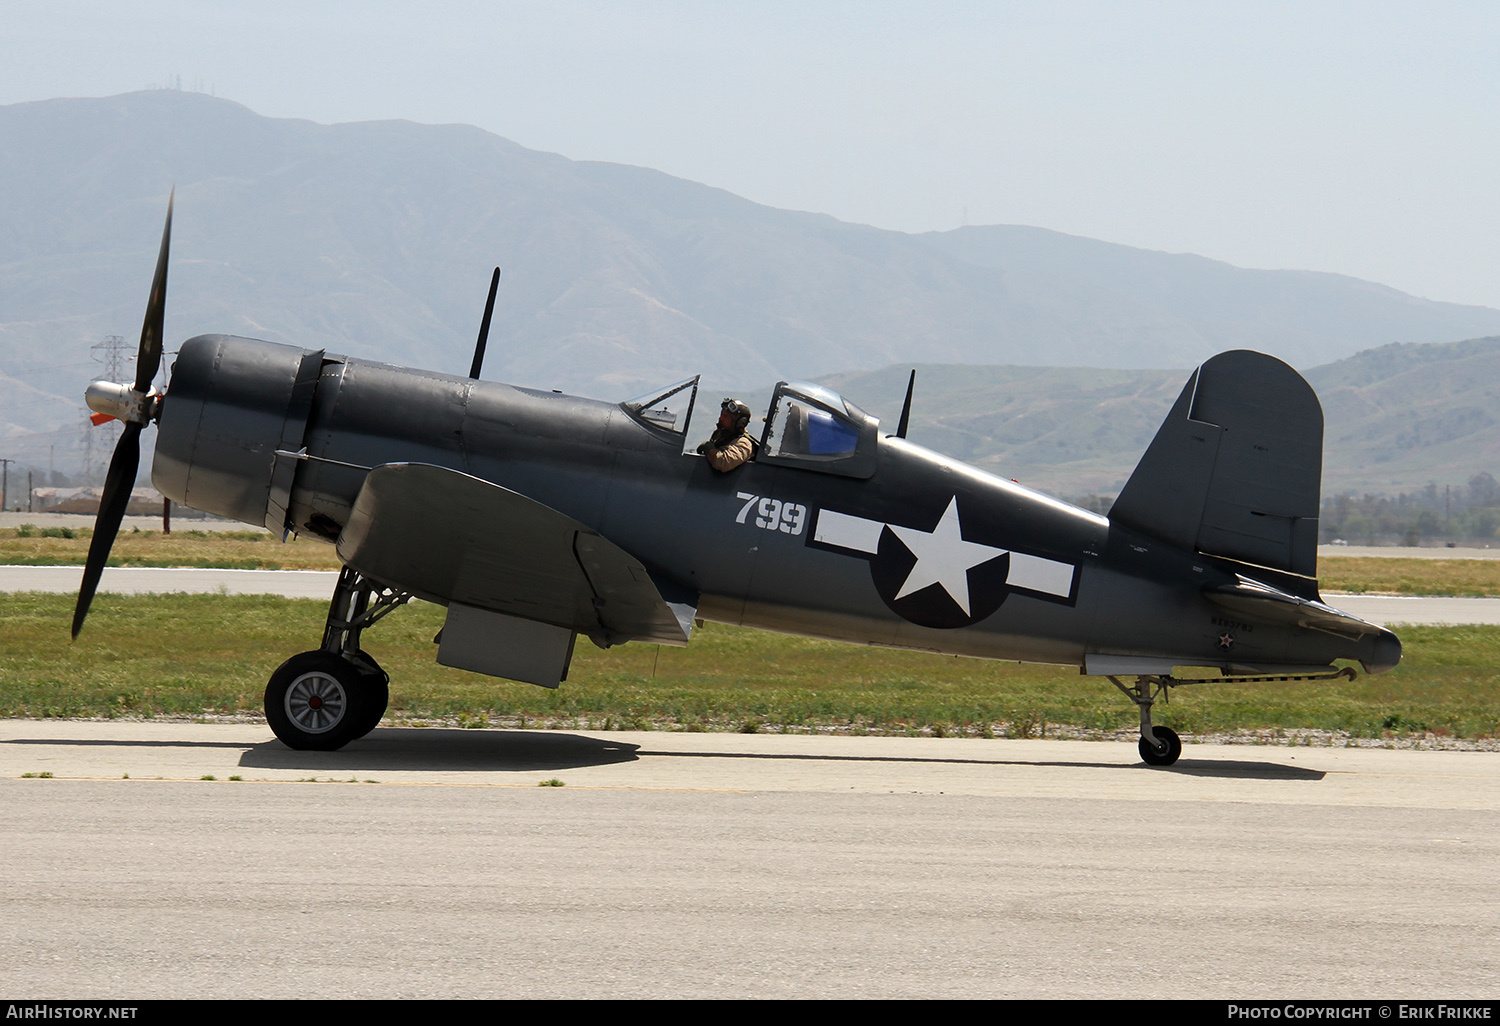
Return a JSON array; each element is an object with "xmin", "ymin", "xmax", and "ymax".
[
  {"xmin": 265, "ymin": 651, "xmax": 370, "ymax": 751},
  {"xmin": 1139, "ymin": 725, "xmax": 1182, "ymax": 767}
]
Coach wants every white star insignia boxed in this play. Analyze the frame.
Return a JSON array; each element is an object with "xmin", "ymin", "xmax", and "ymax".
[
  {"xmin": 811, "ymin": 497, "xmax": 1077, "ymax": 609},
  {"xmin": 887, "ymin": 496, "xmax": 1006, "ymax": 615}
]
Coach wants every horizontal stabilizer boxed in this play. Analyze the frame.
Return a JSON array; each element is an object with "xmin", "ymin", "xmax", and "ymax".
[
  {"xmin": 337, "ymin": 462, "xmax": 696, "ymax": 647},
  {"xmin": 1110, "ymin": 350, "xmax": 1323, "ymax": 577},
  {"xmin": 1204, "ymin": 577, "xmax": 1384, "ymax": 638}
]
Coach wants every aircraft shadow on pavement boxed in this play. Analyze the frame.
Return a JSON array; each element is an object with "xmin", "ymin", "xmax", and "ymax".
[
  {"xmin": 3, "ymin": 731, "xmax": 1325, "ymax": 780},
  {"xmin": 1146, "ymin": 758, "xmax": 1325, "ymax": 781},
  {"xmin": 240, "ymin": 729, "xmax": 1326, "ymax": 780},
  {"xmin": 238, "ymin": 727, "xmax": 641, "ymax": 773},
  {"xmin": 624, "ymin": 745, "xmax": 1327, "ymax": 781}
]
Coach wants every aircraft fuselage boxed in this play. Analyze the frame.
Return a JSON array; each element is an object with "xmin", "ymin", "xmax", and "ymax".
[{"xmin": 152, "ymin": 334, "xmax": 1396, "ymax": 679}]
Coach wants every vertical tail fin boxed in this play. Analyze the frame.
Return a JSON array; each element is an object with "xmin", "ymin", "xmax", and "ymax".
[{"xmin": 1109, "ymin": 350, "xmax": 1323, "ymax": 578}]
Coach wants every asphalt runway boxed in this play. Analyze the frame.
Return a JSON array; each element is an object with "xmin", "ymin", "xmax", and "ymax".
[
  {"xmin": 4, "ymin": 564, "xmax": 1499, "ymax": 624},
  {"xmin": 0, "ymin": 511, "xmax": 266, "ymax": 533},
  {"xmin": 0, "ymin": 563, "xmax": 338, "ymax": 599},
  {"xmin": 2, "ymin": 721, "xmax": 1497, "ymax": 999},
  {"xmin": 4, "ymin": 513, "xmax": 1493, "ymax": 554},
  {"xmin": 6, "ymin": 515, "xmax": 1492, "ymax": 553},
  {"xmin": 1319, "ymin": 544, "xmax": 1500, "ymax": 561}
]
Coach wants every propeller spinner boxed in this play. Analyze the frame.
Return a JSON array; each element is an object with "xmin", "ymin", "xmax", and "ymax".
[{"xmin": 73, "ymin": 190, "xmax": 173, "ymax": 638}]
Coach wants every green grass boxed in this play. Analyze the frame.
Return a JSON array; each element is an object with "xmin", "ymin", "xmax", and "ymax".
[{"xmin": 3, "ymin": 592, "xmax": 1497, "ymax": 740}]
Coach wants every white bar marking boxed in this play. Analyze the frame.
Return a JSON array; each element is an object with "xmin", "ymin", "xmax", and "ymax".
[
  {"xmin": 1007, "ymin": 552, "xmax": 1075, "ymax": 597},
  {"xmin": 814, "ymin": 509, "xmax": 885, "ymax": 554}
]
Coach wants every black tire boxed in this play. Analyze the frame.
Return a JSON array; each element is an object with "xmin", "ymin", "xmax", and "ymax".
[
  {"xmin": 348, "ymin": 650, "xmax": 389, "ymax": 740},
  {"xmin": 1139, "ymin": 725, "xmax": 1183, "ymax": 767},
  {"xmin": 265, "ymin": 651, "xmax": 370, "ymax": 751}
]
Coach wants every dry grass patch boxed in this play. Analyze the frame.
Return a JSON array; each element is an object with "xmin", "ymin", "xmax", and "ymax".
[
  {"xmin": 1319, "ymin": 557, "xmax": 1500, "ymax": 597},
  {"xmin": 1, "ymin": 526, "xmax": 342, "ymax": 570}
]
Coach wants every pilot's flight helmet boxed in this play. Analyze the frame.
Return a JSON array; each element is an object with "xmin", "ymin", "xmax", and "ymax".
[{"xmin": 720, "ymin": 398, "xmax": 752, "ymax": 433}]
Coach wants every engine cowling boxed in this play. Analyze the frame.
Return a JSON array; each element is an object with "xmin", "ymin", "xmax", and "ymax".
[{"xmin": 152, "ymin": 334, "xmax": 324, "ymax": 531}]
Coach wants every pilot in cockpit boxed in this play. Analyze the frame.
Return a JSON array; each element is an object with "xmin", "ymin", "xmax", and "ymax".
[{"xmin": 696, "ymin": 398, "xmax": 757, "ymax": 472}]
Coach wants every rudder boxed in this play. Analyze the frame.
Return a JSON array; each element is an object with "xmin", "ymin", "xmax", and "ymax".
[{"xmin": 1109, "ymin": 350, "xmax": 1323, "ymax": 578}]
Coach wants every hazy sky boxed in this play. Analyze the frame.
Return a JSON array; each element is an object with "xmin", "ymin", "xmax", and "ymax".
[{"xmin": 5, "ymin": 0, "xmax": 1498, "ymax": 308}]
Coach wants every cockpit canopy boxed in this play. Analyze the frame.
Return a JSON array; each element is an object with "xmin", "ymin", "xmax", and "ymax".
[
  {"xmin": 620, "ymin": 376, "xmax": 699, "ymax": 441},
  {"xmin": 758, "ymin": 381, "xmax": 879, "ymax": 478},
  {"xmin": 620, "ymin": 376, "xmax": 878, "ymax": 474}
]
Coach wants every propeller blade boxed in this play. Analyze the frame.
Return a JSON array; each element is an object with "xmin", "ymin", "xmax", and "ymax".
[
  {"xmin": 133, "ymin": 189, "xmax": 174, "ymax": 394},
  {"xmin": 75, "ymin": 190, "xmax": 175, "ymax": 638},
  {"xmin": 72, "ymin": 422, "xmax": 142, "ymax": 639}
]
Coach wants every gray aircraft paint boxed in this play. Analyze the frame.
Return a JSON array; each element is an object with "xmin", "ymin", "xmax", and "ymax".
[{"xmin": 151, "ymin": 333, "xmax": 1400, "ymax": 683}]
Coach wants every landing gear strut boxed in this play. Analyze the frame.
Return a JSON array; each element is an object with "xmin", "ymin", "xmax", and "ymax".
[
  {"xmin": 264, "ymin": 566, "xmax": 409, "ymax": 751},
  {"xmin": 1109, "ymin": 675, "xmax": 1182, "ymax": 767},
  {"xmin": 1108, "ymin": 666, "xmax": 1358, "ymax": 768}
]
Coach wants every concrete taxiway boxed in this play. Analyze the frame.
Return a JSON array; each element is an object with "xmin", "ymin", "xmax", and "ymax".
[
  {"xmin": 2, "ymin": 720, "xmax": 1499, "ymax": 999},
  {"xmin": 5, "ymin": 564, "xmax": 1499, "ymax": 625},
  {"xmin": 0, "ymin": 563, "xmax": 339, "ymax": 599},
  {"xmin": 1318, "ymin": 544, "xmax": 1500, "ymax": 560}
]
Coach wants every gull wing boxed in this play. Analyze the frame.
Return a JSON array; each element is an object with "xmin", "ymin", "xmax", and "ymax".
[{"xmin": 335, "ymin": 462, "xmax": 695, "ymax": 647}]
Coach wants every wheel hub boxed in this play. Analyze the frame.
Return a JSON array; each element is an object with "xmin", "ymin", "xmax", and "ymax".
[{"xmin": 284, "ymin": 672, "xmax": 346, "ymax": 733}]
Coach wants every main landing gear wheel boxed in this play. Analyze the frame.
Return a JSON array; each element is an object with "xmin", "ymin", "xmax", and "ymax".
[
  {"xmin": 347, "ymin": 650, "xmax": 389, "ymax": 740},
  {"xmin": 265, "ymin": 651, "xmax": 375, "ymax": 751},
  {"xmin": 1139, "ymin": 725, "xmax": 1182, "ymax": 767},
  {"xmin": 263, "ymin": 567, "xmax": 410, "ymax": 750}
]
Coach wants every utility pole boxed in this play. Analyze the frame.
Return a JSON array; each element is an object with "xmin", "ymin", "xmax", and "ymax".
[{"xmin": 0, "ymin": 458, "xmax": 12, "ymax": 511}]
